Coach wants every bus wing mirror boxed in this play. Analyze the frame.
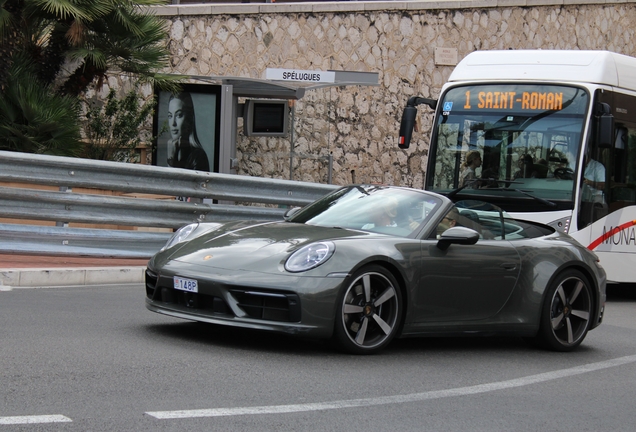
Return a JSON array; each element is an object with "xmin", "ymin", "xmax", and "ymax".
[
  {"xmin": 398, "ymin": 106, "xmax": 418, "ymax": 149},
  {"xmin": 398, "ymin": 97, "xmax": 437, "ymax": 149},
  {"xmin": 598, "ymin": 115, "xmax": 614, "ymax": 148},
  {"xmin": 596, "ymin": 102, "xmax": 614, "ymax": 148}
]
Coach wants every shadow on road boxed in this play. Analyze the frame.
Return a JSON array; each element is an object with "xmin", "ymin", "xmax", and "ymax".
[
  {"xmin": 142, "ymin": 320, "xmax": 587, "ymax": 357},
  {"xmin": 144, "ymin": 321, "xmax": 334, "ymax": 355},
  {"xmin": 606, "ymin": 284, "xmax": 636, "ymax": 302}
]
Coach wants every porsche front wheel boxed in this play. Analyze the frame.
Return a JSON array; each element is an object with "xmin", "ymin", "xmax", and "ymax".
[
  {"xmin": 536, "ymin": 269, "xmax": 593, "ymax": 352},
  {"xmin": 333, "ymin": 265, "xmax": 402, "ymax": 354}
]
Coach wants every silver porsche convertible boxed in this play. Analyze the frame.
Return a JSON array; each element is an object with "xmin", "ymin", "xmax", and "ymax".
[{"xmin": 145, "ymin": 185, "xmax": 606, "ymax": 354}]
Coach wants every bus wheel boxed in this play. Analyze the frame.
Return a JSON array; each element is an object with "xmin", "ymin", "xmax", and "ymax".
[{"xmin": 536, "ymin": 269, "xmax": 593, "ymax": 352}]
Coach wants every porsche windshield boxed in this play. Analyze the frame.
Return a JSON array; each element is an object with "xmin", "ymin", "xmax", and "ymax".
[
  {"xmin": 289, "ymin": 185, "xmax": 443, "ymax": 237},
  {"xmin": 426, "ymin": 84, "xmax": 590, "ymax": 211}
]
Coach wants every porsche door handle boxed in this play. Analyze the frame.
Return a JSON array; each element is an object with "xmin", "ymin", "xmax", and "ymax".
[{"xmin": 500, "ymin": 263, "xmax": 518, "ymax": 270}]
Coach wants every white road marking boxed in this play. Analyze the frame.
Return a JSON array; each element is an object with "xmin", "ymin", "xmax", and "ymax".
[
  {"xmin": 147, "ymin": 354, "xmax": 636, "ymax": 420},
  {"xmin": 0, "ymin": 415, "xmax": 72, "ymax": 425}
]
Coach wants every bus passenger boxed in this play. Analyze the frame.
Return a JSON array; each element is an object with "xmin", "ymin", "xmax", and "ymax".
[
  {"xmin": 459, "ymin": 151, "xmax": 482, "ymax": 188},
  {"xmin": 515, "ymin": 155, "xmax": 538, "ymax": 179}
]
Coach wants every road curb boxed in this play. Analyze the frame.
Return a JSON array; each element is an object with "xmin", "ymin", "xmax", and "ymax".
[{"xmin": 0, "ymin": 266, "xmax": 146, "ymax": 289}]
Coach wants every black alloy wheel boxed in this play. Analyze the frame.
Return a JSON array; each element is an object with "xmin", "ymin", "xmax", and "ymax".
[
  {"xmin": 334, "ymin": 265, "xmax": 402, "ymax": 354},
  {"xmin": 537, "ymin": 269, "xmax": 593, "ymax": 351}
]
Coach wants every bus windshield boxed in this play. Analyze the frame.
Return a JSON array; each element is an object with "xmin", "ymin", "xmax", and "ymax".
[{"xmin": 426, "ymin": 84, "xmax": 590, "ymax": 212}]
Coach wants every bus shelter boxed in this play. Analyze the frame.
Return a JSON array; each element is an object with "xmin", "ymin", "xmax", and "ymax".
[{"xmin": 186, "ymin": 70, "xmax": 379, "ymax": 178}]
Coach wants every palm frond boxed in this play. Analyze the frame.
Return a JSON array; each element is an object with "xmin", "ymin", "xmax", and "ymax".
[
  {"xmin": 0, "ymin": 2, "xmax": 15, "ymax": 41},
  {"xmin": 28, "ymin": 0, "xmax": 112, "ymax": 21},
  {"xmin": 69, "ymin": 47, "xmax": 108, "ymax": 70},
  {"xmin": 0, "ymin": 64, "xmax": 82, "ymax": 155},
  {"xmin": 137, "ymin": 73, "xmax": 184, "ymax": 93}
]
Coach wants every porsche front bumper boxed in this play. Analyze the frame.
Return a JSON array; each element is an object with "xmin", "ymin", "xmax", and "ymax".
[{"xmin": 145, "ymin": 262, "xmax": 346, "ymax": 338}]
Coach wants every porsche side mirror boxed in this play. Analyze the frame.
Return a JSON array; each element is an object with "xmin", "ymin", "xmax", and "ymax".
[
  {"xmin": 437, "ymin": 226, "xmax": 479, "ymax": 251},
  {"xmin": 284, "ymin": 206, "xmax": 302, "ymax": 220}
]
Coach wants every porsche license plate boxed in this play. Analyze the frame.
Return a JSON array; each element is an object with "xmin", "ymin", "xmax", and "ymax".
[{"xmin": 173, "ymin": 276, "xmax": 198, "ymax": 293}]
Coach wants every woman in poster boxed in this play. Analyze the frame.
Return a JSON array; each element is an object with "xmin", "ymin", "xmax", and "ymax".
[{"xmin": 166, "ymin": 92, "xmax": 210, "ymax": 171}]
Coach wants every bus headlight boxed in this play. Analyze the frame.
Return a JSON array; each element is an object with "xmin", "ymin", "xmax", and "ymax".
[{"xmin": 548, "ymin": 216, "xmax": 571, "ymax": 233}]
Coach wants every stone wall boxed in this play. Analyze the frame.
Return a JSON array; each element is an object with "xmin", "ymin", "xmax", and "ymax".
[{"xmin": 152, "ymin": 0, "xmax": 636, "ymax": 186}]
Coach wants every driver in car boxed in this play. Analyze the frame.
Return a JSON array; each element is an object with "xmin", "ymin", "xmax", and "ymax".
[
  {"xmin": 362, "ymin": 197, "xmax": 399, "ymax": 230},
  {"xmin": 435, "ymin": 207, "xmax": 459, "ymax": 238}
]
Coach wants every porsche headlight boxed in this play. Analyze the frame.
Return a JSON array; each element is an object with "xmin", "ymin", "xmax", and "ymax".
[
  {"xmin": 285, "ymin": 241, "xmax": 335, "ymax": 272},
  {"xmin": 161, "ymin": 223, "xmax": 198, "ymax": 251}
]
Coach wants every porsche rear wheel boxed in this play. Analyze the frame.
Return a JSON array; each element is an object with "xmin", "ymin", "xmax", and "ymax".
[
  {"xmin": 334, "ymin": 265, "xmax": 402, "ymax": 354},
  {"xmin": 536, "ymin": 269, "xmax": 593, "ymax": 352}
]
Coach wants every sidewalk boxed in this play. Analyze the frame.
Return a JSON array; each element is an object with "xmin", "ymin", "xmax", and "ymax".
[{"xmin": 0, "ymin": 254, "xmax": 148, "ymax": 289}]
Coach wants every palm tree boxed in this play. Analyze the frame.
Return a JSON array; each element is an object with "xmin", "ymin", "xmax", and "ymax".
[
  {"xmin": 0, "ymin": 0, "xmax": 176, "ymax": 156},
  {"xmin": 0, "ymin": 55, "xmax": 82, "ymax": 155}
]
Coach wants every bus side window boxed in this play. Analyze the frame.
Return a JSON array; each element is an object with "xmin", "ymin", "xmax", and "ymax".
[{"xmin": 609, "ymin": 126, "xmax": 636, "ymax": 214}]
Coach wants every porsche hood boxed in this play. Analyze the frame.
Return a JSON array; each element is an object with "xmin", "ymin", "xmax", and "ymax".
[{"xmin": 157, "ymin": 221, "xmax": 372, "ymax": 272}]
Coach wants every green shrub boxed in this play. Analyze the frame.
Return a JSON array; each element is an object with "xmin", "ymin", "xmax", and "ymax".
[{"xmin": 82, "ymin": 87, "xmax": 156, "ymax": 163}]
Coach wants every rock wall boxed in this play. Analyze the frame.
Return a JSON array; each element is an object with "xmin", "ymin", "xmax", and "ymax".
[{"xmin": 153, "ymin": 1, "xmax": 636, "ymax": 186}]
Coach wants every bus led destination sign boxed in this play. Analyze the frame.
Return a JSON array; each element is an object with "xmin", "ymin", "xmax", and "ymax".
[{"xmin": 463, "ymin": 90, "xmax": 564, "ymax": 111}]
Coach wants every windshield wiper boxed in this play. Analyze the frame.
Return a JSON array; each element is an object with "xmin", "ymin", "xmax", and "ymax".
[
  {"xmin": 487, "ymin": 187, "xmax": 557, "ymax": 207},
  {"xmin": 446, "ymin": 179, "xmax": 557, "ymax": 208},
  {"xmin": 446, "ymin": 178, "xmax": 516, "ymax": 198}
]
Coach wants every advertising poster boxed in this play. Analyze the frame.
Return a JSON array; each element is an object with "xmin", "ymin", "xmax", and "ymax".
[{"xmin": 153, "ymin": 84, "xmax": 221, "ymax": 173}]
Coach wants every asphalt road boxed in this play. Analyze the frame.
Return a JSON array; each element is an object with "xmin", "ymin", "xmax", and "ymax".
[{"xmin": 1, "ymin": 284, "xmax": 635, "ymax": 431}]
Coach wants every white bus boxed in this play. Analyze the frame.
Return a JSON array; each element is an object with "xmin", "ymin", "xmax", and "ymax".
[{"xmin": 399, "ymin": 50, "xmax": 636, "ymax": 283}]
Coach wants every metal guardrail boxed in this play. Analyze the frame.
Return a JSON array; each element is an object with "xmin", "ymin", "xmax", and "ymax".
[
  {"xmin": 0, "ymin": 151, "xmax": 338, "ymax": 258},
  {"xmin": 0, "ymin": 224, "xmax": 170, "ymax": 259}
]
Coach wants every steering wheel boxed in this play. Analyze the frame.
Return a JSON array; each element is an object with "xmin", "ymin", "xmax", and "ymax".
[{"xmin": 553, "ymin": 167, "xmax": 574, "ymax": 180}]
